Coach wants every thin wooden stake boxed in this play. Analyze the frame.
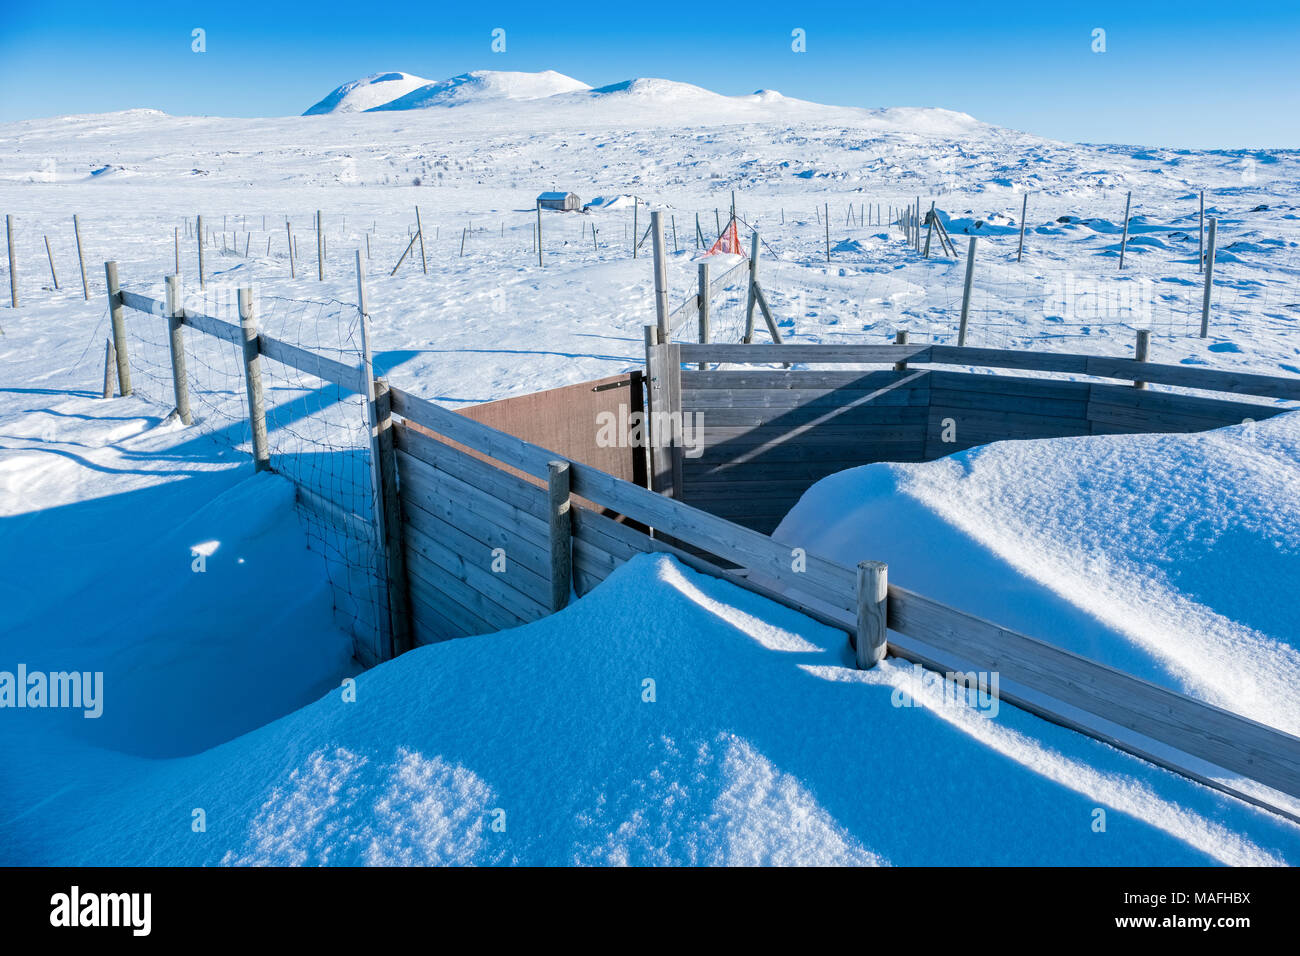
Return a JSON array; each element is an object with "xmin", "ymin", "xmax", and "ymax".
[
  {"xmin": 744, "ymin": 228, "xmax": 760, "ymax": 343},
  {"xmin": 958, "ymin": 237, "xmax": 978, "ymax": 346},
  {"xmin": 415, "ymin": 206, "xmax": 427, "ymax": 274},
  {"xmin": 101, "ymin": 338, "xmax": 115, "ymax": 398},
  {"xmin": 1118, "ymin": 191, "xmax": 1132, "ymax": 270},
  {"xmin": 197, "ymin": 214, "xmax": 206, "ymax": 288},
  {"xmin": 286, "ymin": 220, "xmax": 295, "ymax": 278},
  {"xmin": 1016, "ymin": 192, "xmax": 1029, "ymax": 263},
  {"xmin": 6, "ymin": 214, "xmax": 17, "ymax": 307},
  {"xmin": 44, "ymin": 234, "xmax": 59, "ymax": 289},
  {"xmin": 316, "ymin": 210, "xmax": 324, "ymax": 280},
  {"xmin": 74, "ymin": 215, "xmax": 89, "ymax": 300},
  {"xmin": 1198, "ymin": 190, "xmax": 1205, "ymax": 274},
  {"xmin": 1200, "ymin": 218, "xmax": 1217, "ymax": 338}
]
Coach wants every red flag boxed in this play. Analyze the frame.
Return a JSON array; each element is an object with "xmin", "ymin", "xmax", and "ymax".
[{"xmin": 706, "ymin": 219, "xmax": 742, "ymax": 256}]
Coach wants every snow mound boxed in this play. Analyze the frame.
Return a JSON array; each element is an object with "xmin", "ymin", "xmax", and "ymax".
[
  {"xmin": 303, "ymin": 72, "xmax": 433, "ymax": 115},
  {"xmin": 775, "ymin": 412, "xmax": 1300, "ymax": 737},
  {"xmin": 366, "ymin": 70, "xmax": 591, "ymax": 111},
  {"xmin": 6, "ymin": 544, "xmax": 1299, "ymax": 865},
  {"xmin": 586, "ymin": 77, "xmax": 724, "ymax": 104}
]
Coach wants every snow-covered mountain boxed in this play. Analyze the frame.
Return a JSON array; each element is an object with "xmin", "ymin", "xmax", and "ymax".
[
  {"xmin": 302, "ymin": 71, "xmax": 434, "ymax": 115},
  {"xmin": 365, "ymin": 69, "xmax": 591, "ymax": 112},
  {"xmin": 300, "ymin": 69, "xmax": 983, "ymax": 135}
]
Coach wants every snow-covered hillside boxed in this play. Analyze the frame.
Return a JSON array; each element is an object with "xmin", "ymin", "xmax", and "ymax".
[
  {"xmin": 366, "ymin": 69, "xmax": 592, "ymax": 112},
  {"xmin": 303, "ymin": 72, "xmax": 434, "ymax": 115}
]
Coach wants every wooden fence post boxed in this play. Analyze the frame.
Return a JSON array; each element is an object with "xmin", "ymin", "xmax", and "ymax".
[
  {"xmin": 44, "ymin": 235, "xmax": 58, "ymax": 290},
  {"xmin": 958, "ymin": 236, "xmax": 978, "ymax": 346},
  {"xmin": 1016, "ymin": 192, "xmax": 1029, "ymax": 263},
  {"xmin": 855, "ymin": 560, "xmax": 888, "ymax": 669},
  {"xmin": 237, "ymin": 287, "xmax": 271, "ymax": 471},
  {"xmin": 632, "ymin": 198, "xmax": 638, "ymax": 260},
  {"xmin": 547, "ymin": 460, "xmax": 572, "ymax": 612},
  {"xmin": 651, "ymin": 210, "xmax": 670, "ymax": 342},
  {"xmin": 697, "ymin": 259, "xmax": 710, "ymax": 370},
  {"xmin": 6, "ymin": 214, "xmax": 17, "ymax": 308},
  {"xmin": 356, "ymin": 250, "xmax": 411, "ymax": 656},
  {"xmin": 1200, "ymin": 218, "xmax": 1217, "ymax": 338},
  {"xmin": 373, "ymin": 378, "xmax": 411, "ymax": 655},
  {"xmin": 1198, "ymin": 189, "xmax": 1205, "ymax": 274},
  {"xmin": 196, "ymin": 214, "xmax": 205, "ymax": 288},
  {"xmin": 893, "ymin": 329, "xmax": 909, "ymax": 372},
  {"xmin": 824, "ymin": 202, "xmax": 830, "ymax": 262},
  {"xmin": 536, "ymin": 202, "xmax": 543, "ymax": 267},
  {"xmin": 164, "ymin": 274, "xmax": 192, "ymax": 424},
  {"xmin": 286, "ymin": 220, "xmax": 295, "ymax": 278},
  {"xmin": 74, "ymin": 214, "xmax": 89, "ymax": 299},
  {"xmin": 174, "ymin": 227, "xmax": 180, "ymax": 274},
  {"xmin": 923, "ymin": 202, "xmax": 935, "ymax": 258},
  {"xmin": 415, "ymin": 206, "xmax": 427, "ymax": 274},
  {"xmin": 1134, "ymin": 328, "xmax": 1150, "ymax": 390},
  {"xmin": 103, "ymin": 261, "xmax": 131, "ymax": 396},
  {"xmin": 1118, "ymin": 190, "xmax": 1132, "ymax": 270},
  {"xmin": 743, "ymin": 228, "xmax": 760, "ymax": 343},
  {"xmin": 315, "ymin": 210, "xmax": 324, "ymax": 280}
]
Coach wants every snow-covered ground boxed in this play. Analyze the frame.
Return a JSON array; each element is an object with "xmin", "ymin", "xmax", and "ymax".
[{"xmin": 1, "ymin": 71, "xmax": 1298, "ymax": 865}]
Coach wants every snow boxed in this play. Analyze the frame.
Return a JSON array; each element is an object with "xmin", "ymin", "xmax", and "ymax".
[
  {"xmin": 774, "ymin": 414, "xmax": 1300, "ymax": 738},
  {"xmin": 5, "ymin": 543, "xmax": 1298, "ymax": 865},
  {"xmin": 1, "ymin": 68, "xmax": 1299, "ymax": 865},
  {"xmin": 367, "ymin": 70, "xmax": 592, "ymax": 112},
  {"xmin": 302, "ymin": 72, "xmax": 434, "ymax": 115}
]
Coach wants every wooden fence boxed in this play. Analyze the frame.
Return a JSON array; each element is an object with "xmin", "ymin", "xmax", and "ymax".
[
  {"xmin": 652, "ymin": 341, "xmax": 1300, "ymax": 531},
  {"xmin": 381, "ymin": 363, "xmax": 1300, "ymax": 823},
  {"xmin": 106, "ymin": 266, "xmax": 1300, "ymax": 823}
]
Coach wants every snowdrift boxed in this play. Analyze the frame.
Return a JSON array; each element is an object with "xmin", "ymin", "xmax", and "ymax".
[
  {"xmin": 5, "ymin": 546, "xmax": 1298, "ymax": 865},
  {"xmin": 775, "ymin": 412, "xmax": 1300, "ymax": 739}
]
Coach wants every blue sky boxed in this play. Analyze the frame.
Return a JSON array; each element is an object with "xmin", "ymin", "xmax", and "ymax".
[{"xmin": 1, "ymin": 0, "xmax": 1297, "ymax": 147}]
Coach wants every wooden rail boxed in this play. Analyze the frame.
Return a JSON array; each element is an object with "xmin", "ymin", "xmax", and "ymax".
[
  {"xmin": 675, "ymin": 342, "xmax": 1300, "ymax": 401},
  {"xmin": 119, "ymin": 286, "xmax": 367, "ymax": 393},
  {"xmin": 387, "ymin": 379, "xmax": 1300, "ymax": 821}
]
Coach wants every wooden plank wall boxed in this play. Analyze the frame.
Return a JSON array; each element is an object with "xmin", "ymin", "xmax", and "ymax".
[
  {"xmin": 392, "ymin": 420, "xmax": 554, "ymax": 646},
  {"xmin": 678, "ymin": 368, "xmax": 932, "ymax": 532},
  {"xmin": 458, "ymin": 372, "xmax": 645, "ymax": 488},
  {"xmin": 676, "ymin": 365, "xmax": 1290, "ymax": 529}
]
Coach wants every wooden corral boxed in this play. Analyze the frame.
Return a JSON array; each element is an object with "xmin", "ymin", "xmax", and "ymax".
[
  {"xmin": 381, "ymin": 360, "xmax": 1300, "ymax": 823},
  {"xmin": 106, "ymin": 271, "xmax": 1300, "ymax": 824},
  {"xmin": 657, "ymin": 343, "xmax": 1300, "ymax": 532}
]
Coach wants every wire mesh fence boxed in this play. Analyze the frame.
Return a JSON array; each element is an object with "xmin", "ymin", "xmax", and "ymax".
[{"xmin": 114, "ymin": 274, "xmax": 386, "ymax": 659}]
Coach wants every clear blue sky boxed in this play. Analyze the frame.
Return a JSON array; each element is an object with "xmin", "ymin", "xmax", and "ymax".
[{"xmin": 2, "ymin": 0, "xmax": 1297, "ymax": 147}]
